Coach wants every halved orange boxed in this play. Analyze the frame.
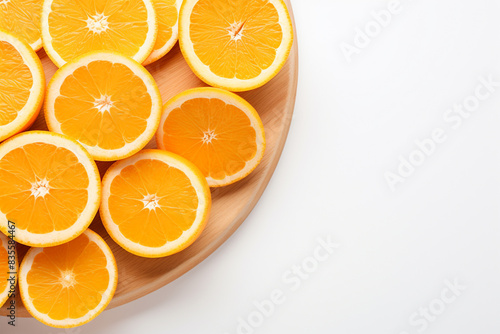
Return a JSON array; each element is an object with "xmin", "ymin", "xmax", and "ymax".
[
  {"xmin": 0, "ymin": 131, "xmax": 101, "ymax": 247},
  {"xmin": 19, "ymin": 229, "xmax": 118, "ymax": 328},
  {"xmin": 101, "ymin": 149, "xmax": 211, "ymax": 258},
  {"xmin": 179, "ymin": 0, "xmax": 294, "ymax": 91},
  {"xmin": 45, "ymin": 51, "xmax": 163, "ymax": 161},
  {"xmin": 0, "ymin": 232, "xmax": 16, "ymax": 308},
  {"xmin": 143, "ymin": 0, "xmax": 181, "ymax": 66},
  {"xmin": 0, "ymin": 0, "xmax": 43, "ymax": 51},
  {"xmin": 41, "ymin": 0, "xmax": 158, "ymax": 67},
  {"xmin": 0, "ymin": 29, "xmax": 45, "ymax": 142},
  {"xmin": 157, "ymin": 87, "xmax": 265, "ymax": 187}
]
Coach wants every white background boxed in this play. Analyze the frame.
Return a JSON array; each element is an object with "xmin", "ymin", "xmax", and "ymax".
[{"xmin": 3, "ymin": 0, "xmax": 500, "ymax": 333}]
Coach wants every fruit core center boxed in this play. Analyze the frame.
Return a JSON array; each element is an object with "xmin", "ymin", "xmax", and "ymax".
[
  {"xmin": 228, "ymin": 21, "xmax": 246, "ymax": 41},
  {"xmin": 142, "ymin": 194, "xmax": 160, "ymax": 210},
  {"xmin": 94, "ymin": 95, "xmax": 114, "ymax": 113},
  {"xmin": 60, "ymin": 270, "xmax": 76, "ymax": 288},
  {"xmin": 0, "ymin": 1, "xmax": 11, "ymax": 5},
  {"xmin": 86, "ymin": 13, "xmax": 109, "ymax": 34},
  {"xmin": 31, "ymin": 179, "xmax": 50, "ymax": 198},
  {"xmin": 202, "ymin": 129, "xmax": 217, "ymax": 144}
]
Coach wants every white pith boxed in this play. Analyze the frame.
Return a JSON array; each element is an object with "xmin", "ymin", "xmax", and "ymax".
[
  {"xmin": 142, "ymin": 194, "xmax": 161, "ymax": 210},
  {"xmin": 228, "ymin": 21, "xmax": 245, "ymax": 41},
  {"xmin": 202, "ymin": 129, "xmax": 217, "ymax": 144},
  {"xmin": 30, "ymin": 179, "xmax": 50, "ymax": 198},
  {"xmin": 86, "ymin": 13, "xmax": 110, "ymax": 34},
  {"xmin": 93, "ymin": 95, "xmax": 114, "ymax": 113}
]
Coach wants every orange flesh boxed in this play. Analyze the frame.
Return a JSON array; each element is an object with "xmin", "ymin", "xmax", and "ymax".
[
  {"xmin": 153, "ymin": 0, "xmax": 177, "ymax": 51},
  {"xmin": 189, "ymin": 0, "xmax": 283, "ymax": 79},
  {"xmin": 0, "ymin": 143, "xmax": 89, "ymax": 233},
  {"xmin": 47, "ymin": 0, "xmax": 151, "ymax": 63},
  {"xmin": 54, "ymin": 60, "xmax": 152, "ymax": 150},
  {"xmin": 108, "ymin": 158, "xmax": 198, "ymax": 247},
  {"xmin": 161, "ymin": 98, "xmax": 258, "ymax": 180},
  {"xmin": 0, "ymin": 237, "xmax": 8, "ymax": 299},
  {"xmin": 0, "ymin": 0, "xmax": 42, "ymax": 48},
  {"xmin": 26, "ymin": 232, "xmax": 110, "ymax": 320},
  {"xmin": 0, "ymin": 41, "xmax": 33, "ymax": 126}
]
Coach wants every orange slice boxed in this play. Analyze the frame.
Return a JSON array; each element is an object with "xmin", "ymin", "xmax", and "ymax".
[
  {"xmin": 157, "ymin": 87, "xmax": 265, "ymax": 187},
  {"xmin": 45, "ymin": 51, "xmax": 163, "ymax": 161},
  {"xmin": 0, "ymin": 0, "xmax": 43, "ymax": 51},
  {"xmin": 0, "ymin": 232, "xmax": 16, "ymax": 308},
  {"xmin": 179, "ymin": 0, "xmax": 294, "ymax": 91},
  {"xmin": 143, "ymin": 0, "xmax": 181, "ymax": 66},
  {"xmin": 19, "ymin": 229, "xmax": 118, "ymax": 328},
  {"xmin": 101, "ymin": 149, "xmax": 211, "ymax": 258},
  {"xmin": 0, "ymin": 131, "xmax": 101, "ymax": 247},
  {"xmin": 41, "ymin": 0, "xmax": 158, "ymax": 67},
  {"xmin": 0, "ymin": 30, "xmax": 45, "ymax": 142}
]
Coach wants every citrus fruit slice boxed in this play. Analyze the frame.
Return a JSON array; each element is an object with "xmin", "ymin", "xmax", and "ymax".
[
  {"xmin": 0, "ymin": 30, "xmax": 44, "ymax": 142},
  {"xmin": 179, "ymin": 0, "xmax": 294, "ymax": 92},
  {"xmin": 143, "ymin": 0, "xmax": 181, "ymax": 66},
  {"xmin": 0, "ymin": 232, "xmax": 16, "ymax": 308},
  {"xmin": 0, "ymin": 0, "xmax": 43, "ymax": 51},
  {"xmin": 157, "ymin": 87, "xmax": 266, "ymax": 187},
  {"xmin": 19, "ymin": 229, "xmax": 118, "ymax": 328},
  {"xmin": 101, "ymin": 149, "xmax": 211, "ymax": 258},
  {"xmin": 45, "ymin": 51, "xmax": 162, "ymax": 161},
  {"xmin": 41, "ymin": 0, "xmax": 158, "ymax": 67},
  {"xmin": 0, "ymin": 131, "xmax": 101, "ymax": 247}
]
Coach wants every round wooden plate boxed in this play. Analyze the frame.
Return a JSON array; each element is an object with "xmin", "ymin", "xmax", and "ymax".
[{"xmin": 1, "ymin": 0, "xmax": 298, "ymax": 318}]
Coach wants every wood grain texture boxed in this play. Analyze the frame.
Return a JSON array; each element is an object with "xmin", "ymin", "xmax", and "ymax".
[{"xmin": 1, "ymin": 0, "xmax": 298, "ymax": 318}]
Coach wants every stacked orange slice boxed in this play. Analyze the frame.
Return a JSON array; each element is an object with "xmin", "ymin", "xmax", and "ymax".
[{"xmin": 0, "ymin": 30, "xmax": 44, "ymax": 142}]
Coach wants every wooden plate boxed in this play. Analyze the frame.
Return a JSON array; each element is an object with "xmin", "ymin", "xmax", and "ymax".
[{"xmin": 1, "ymin": 0, "xmax": 298, "ymax": 318}]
